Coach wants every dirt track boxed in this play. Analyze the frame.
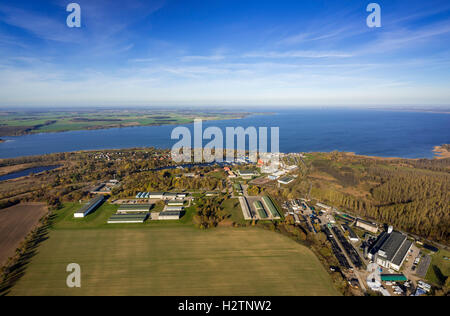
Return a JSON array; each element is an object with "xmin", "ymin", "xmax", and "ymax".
[{"xmin": 0, "ymin": 203, "xmax": 47, "ymax": 267}]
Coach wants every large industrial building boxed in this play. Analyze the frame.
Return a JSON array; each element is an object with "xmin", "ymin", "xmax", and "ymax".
[
  {"xmin": 74, "ymin": 196, "xmax": 105, "ymax": 218},
  {"xmin": 262, "ymin": 196, "xmax": 281, "ymax": 219},
  {"xmin": 165, "ymin": 206, "xmax": 184, "ymax": 212},
  {"xmin": 144, "ymin": 192, "xmax": 188, "ymax": 200},
  {"xmin": 356, "ymin": 219, "xmax": 378, "ymax": 234},
  {"xmin": 107, "ymin": 213, "xmax": 148, "ymax": 224},
  {"xmin": 167, "ymin": 201, "xmax": 184, "ymax": 206},
  {"xmin": 368, "ymin": 229, "xmax": 413, "ymax": 271},
  {"xmin": 163, "ymin": 192, "xmax": 187, "ymax": 200},
  {"xmin": 158, "ymin": 211, "xmax": 182, "ymax": 220},
  {"xmin": 148, "ymin": 192, "xmax": 165, "ymax": 199},
  {"xmin": 239, "ymin": 197, "xmax": 253, "ymax": 220},
  {"xmin": 117, "ymin": 204, "xmax": 152, "ymax": 214}
]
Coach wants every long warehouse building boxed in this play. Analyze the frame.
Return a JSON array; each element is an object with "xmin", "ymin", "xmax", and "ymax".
[
  {"xmin": 356, "ymin": 219, "xmax": 378, "ymax": 234},
  {"xmin": 117, "ymin": 204, "xmax": 152, "ymax": 214},
  {"xmin": 239, "ymin": 197, "xmax": 253, "ymax": 220},
  {"xmin": 107, "ymin": 213, "xmax": 148, "ymax": 224},
  {"xmin": 158, "ymin": 211, "xmax": 182, "ymax": 220},
  {"xmin": 262, "ymin": 196, "xmax": 281, "ymax": 219},
  {"xmin": 74, "ymin": 195, "xmax": 105, "ymax": 218}
]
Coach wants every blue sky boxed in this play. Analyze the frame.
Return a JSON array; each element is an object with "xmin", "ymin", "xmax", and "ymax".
[{"xmin": 0, "ymin": 0, "xmax": 450, "ymax": 107}]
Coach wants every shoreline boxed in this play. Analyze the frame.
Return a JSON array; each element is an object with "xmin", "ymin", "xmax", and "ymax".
[
  {"xmin": 0, "ymin": 146, "xmax": 443, "ymax": 162},
  {"xmin": 433, "ymin": 145, "xmax": 450, "ymax": 159},
  {"xmin": 341, "ymin": 152, "xmax": 419, "ymax": 161}
]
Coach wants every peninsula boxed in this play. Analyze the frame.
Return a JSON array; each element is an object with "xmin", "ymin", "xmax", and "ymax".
[{"xmin": 0, "ymin": 109, "xmax": 258, "ymax": 137}]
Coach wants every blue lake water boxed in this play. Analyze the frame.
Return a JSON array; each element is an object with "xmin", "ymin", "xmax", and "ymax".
[
  {"xmin": 0, "ymin": 109, "xmax": 449, "ymax": 159},
  {"xmin": 0, "ymin": 165, "xmax": 61, "ymax": 181}
]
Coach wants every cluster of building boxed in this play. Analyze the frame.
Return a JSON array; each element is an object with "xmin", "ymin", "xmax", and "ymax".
[
  {"xmin": 263, "ymin": 162, "xmax": 298, "ymax": 184},
  {"xmin": 285, "ymin": 198, "xmax": 430, "ymax": 295},
  {"xmin": 238, "ymin": 195, "xmax": 281, "ymax": 220},
  {"xmin": 90, "ymin": 180, "xmax": 120, "ymax": 195},
  {"xmin": 74, "ymin": 190, "xmax": 188, "ymax": 222},
  {"xmin": 107, "ymin": 200, "xmax": 187, "ymax": 223},
  {"xmin": 106, "ymin": 204, "xmax": 152, "ymax": 223}
]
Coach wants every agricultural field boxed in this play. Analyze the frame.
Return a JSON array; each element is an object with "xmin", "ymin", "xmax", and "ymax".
[
  {"xmin": 5, "ymin": 203, "xmax": 339, "ymax": 296},
  {"xmin": 0, "ymin": 203, "xmax": 48, "ymax": 266},
  {"xmin": 0, "ymin": 109, "xmax": 252, "ymax": 136}
]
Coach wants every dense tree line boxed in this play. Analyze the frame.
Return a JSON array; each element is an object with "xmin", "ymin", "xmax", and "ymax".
[
  {"xmin": 304, "ymin": 154, "xmax": 449, "ymax": 244},
  {"xmin": 193, "ymin": 195, "xmax": 228, "ymax": 229}
]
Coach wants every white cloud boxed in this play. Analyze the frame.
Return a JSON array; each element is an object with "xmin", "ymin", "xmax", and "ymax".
[{"xmin": 243, "ymin": 50, "xmax": 353, "ymax": 59}]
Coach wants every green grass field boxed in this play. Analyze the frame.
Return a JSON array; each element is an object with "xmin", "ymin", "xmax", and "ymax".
[
  {"xmin": 426, "ymin": 249, "xmax": 450, "ymax": 286},
  {"xmin": 220, "ymin": 198, "xmax": 246, "ymax": 225},
  {"xmin": 6, "ymin": 203, "xmax": 339, "ymax": 296}
]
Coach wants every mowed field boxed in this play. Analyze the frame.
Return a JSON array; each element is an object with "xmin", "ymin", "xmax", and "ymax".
[
  {"xmin": 426, "ymin": 249, "xmax": 450, "ymax": 286},
  {"xmin": 8, "ymin": 226, "xmax": 339, "ymax": 296},
  {"xmin": 0, "ymin": 203, "xmax": 47, "ymax": 266}
]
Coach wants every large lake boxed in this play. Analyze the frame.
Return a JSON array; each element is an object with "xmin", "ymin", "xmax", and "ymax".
[{"xmin": 0, "ymin": 109, "xmax": 449, "ymax": 159}]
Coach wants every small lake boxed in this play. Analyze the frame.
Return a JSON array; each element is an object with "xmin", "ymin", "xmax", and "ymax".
[{"xmin": 0, "ymin": 165, "xmax": 61, "ymax": 182}]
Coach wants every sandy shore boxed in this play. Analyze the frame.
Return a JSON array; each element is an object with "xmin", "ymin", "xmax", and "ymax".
[
  {"xmin": 433, "ymin": 146, "xmax": 450, "ymax": 159},
  {"xmin": 343, "ymin": 152, "xmax": 414, "ymax": 161}
]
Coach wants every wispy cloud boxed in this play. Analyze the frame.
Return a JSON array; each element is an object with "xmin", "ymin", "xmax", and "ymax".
[
  {"xmin": 180, "ymin": 54, "xmax": 226, "ymax": 62},
  {"xmin": 243, "ymin": 50, "xmax": 353, "ymax": 59},
  {"xmin": 358, "ymin": 20, "xmax": 450, "ymax": 55},
  {"xmin": 0, "ymin": 0, "xmax": 449, "ymax": 106},
  {"xmin": 0, "ymin": 4, "xmax": 82, "ymax": 43}
]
